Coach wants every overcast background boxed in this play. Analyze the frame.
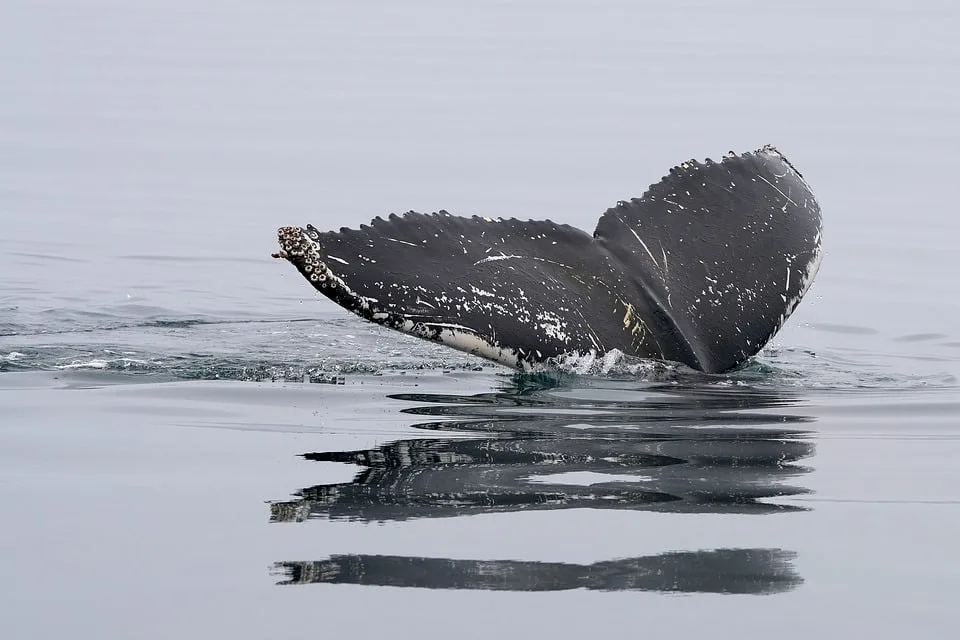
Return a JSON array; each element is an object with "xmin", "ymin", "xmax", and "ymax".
[{"xmin": 2, "ymin": 0, "xmax": 958, "ymax": 349}]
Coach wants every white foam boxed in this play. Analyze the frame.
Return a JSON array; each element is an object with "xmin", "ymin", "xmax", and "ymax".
[{"xmin": 57, "ymin": 359, "xmax": 109, "ymax": 369}]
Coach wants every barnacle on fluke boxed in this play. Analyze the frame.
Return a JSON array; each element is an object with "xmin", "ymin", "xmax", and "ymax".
[{"xmin": 275, "ymin": 145, "xmax": 822, "ymax": 373}]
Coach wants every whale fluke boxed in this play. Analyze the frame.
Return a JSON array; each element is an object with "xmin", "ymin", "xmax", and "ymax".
[{"xmin": 274, "ymin": 145, "xmax": 822, "ymax": 373}]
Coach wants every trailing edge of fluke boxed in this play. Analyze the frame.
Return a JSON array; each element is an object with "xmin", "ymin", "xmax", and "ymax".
[{"xmin": 274, "ymin": 145, "xmax": 822, "ymax": 373}]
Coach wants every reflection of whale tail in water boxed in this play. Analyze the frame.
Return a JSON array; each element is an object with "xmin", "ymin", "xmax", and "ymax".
[
  {"xmin": 270, "ymin": 380, "xmax": 816, "ymax": 595},
  {"xmin": 274, "ymin": 146, "xmax": 823, "ymax": 373},
  {"xmin": 271, "ymin": 433, "xmax": 813, "ymax": 523},
  {"xmin": 270, "ymin": 383, "xmax": 815, "ymax": 523},
  {"xmin": 275, "ymin": 549, "xmax": 801, "ymax": 595}
]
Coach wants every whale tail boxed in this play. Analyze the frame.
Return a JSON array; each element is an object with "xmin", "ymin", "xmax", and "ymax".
[
  {"xmin": 592, "ymin": 145, "xmax": 822, "ymax": 372},
  {"xmin": 275, "ymin": 146, "xmax": 822, "ymax": 373}
]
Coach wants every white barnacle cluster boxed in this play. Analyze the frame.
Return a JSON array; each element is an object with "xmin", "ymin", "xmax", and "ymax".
[
  {"xmin": 276, "ymin": 226, "xmax": 378, "ymax": 313},
  {"xmin": 299, "ymin": 234, "xmax": 331, "ymax": 287},
  {"xmin": 277, "ymin": 227, "xmax": 327, "ymax": 286}
]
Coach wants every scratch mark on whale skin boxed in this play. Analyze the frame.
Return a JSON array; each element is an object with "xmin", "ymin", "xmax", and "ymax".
[
  {"xmin": 756, "ymin": 174, "xmax": 798, "ymax": 208},
  {"xmin": 617, "ymin": 214, "xmax": 661, "ymax": 272},
  {"xmin": 474, "ymin": 253, "xmax": 523, "ymax": 265}
]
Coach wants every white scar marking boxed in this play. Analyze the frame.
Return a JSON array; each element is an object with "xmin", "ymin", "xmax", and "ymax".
[
  {"xmin": 619, "ymin": 216, "xmax": 660, "ymax": 270},
  {"xmin": 474, "ymin": 253, "xmax": 523, "ymax": 265},
  {"xmin": 756, "ymin": 175, "xmax": 798, "ymax": 208},
  {"xmin": 572, "ymin": 307, "xmax": 603, "ymax": 351},
  {"xmin": 785, "ymin": 265, "xmax": 791, "ymax": 292},
  {"xmin": 387, "ymin": 237, "xmax": 420, "ymax": 247},
  {"xmin": 326, "ymin": 255, "xmax": 349, "ymax": 265}
]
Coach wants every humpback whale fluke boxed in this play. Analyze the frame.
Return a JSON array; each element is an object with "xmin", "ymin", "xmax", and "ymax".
[{"xmin": 274, "ymin": 145, "xmax": 822, "ymax": 373}]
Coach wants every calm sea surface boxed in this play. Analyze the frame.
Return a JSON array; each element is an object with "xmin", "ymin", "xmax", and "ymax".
[{"xmin": 2, "ymin": 1, "xmax": 959, "ymax": 638}]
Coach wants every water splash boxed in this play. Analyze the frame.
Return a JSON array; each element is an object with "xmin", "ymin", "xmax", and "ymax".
[{"xmin": 1, "ymin": 307, "xmax": 956, "ymax": 390}]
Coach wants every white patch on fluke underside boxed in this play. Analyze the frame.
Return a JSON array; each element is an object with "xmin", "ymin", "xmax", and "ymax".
[{"xmin": 400, "ymin": 319, "xmax": 522, "ymax": 368}]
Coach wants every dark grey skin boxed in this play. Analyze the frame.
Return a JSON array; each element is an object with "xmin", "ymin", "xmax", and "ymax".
[
  {"xmin": 276, "ymin": 550, "xmax": 802, "ymax": 594},
  {"xmin": 275, "ymin": 145, "xmax": 822, "ymax": 373}
]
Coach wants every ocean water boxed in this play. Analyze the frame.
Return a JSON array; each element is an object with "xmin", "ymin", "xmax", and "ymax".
[{"xmin": 2, "ymin": 1, "xmax": 959, "ymax": 638}]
